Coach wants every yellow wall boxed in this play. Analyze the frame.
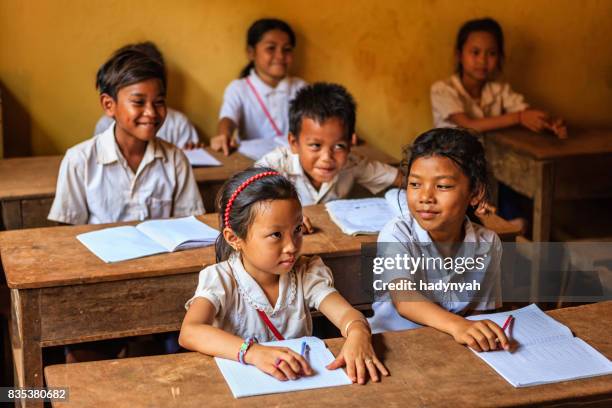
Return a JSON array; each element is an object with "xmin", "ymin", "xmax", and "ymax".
[{"xmin": 1, "ymin": 0, "xmax": 611, "ymax": 158}]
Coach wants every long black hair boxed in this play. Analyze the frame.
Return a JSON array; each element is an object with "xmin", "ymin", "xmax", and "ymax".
[
  {"xmin": 455, "ymin": 17, "xmax": 505, "ymax": 75},
  {"xmin": 401, "ymin": 128, "xmax": 491, "ymax": 219},
  {"xmin": 215, "ymin": 167, "xmax": 300, "ymax": 262},
  {"xmin": 239, "ymin": 18, "xmax": 296, "ymax": 78}
]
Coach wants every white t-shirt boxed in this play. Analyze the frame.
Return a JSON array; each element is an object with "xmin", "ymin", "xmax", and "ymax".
[
  {"xmin": 368, "ymin": 208, "xmax": 502, "ymax": 334},
  {"xmin": 48, "ymin": 123, "xmax": 204, "ymax": 225},
  {"xmin": 431, "ymin": 74, "xmax": 529, "ymax": 128},
  {"xmin": 256, "ymin": 146, "xmax": 399, "ymax": 205},
  {"xmin": 219, "ymin": 69, "xmax": 307, "ymax": 141},
  {"xmin": 185, "ymin": 254, "xmax": 337, "ymax": 342},
  {"xmin": 94, "ymin": 107, "xmax": 199, "ymax": 148}
]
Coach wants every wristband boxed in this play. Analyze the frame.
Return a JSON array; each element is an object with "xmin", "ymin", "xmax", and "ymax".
[
  {"xmin": 343, "ymin": 317, "xmax": 371, "ymax": 337},
  {"xmin": 237, "ymin": 336, "xmax": 258, "ymax": 364}
]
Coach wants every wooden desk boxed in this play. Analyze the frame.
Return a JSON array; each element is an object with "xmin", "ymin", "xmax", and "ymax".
[
  {"xmin": 0, "ymin": 150, "xmax": 252, "ymax": 230},
  {"xmin": 1, "ymin": 204, "xmax": 518, "ymax": 404},
  {"xmin": 43, "ymin": 302, "xmax": 612, "ymax": 407},
  {"xmin": 0, "ymin": 144, "xmax": 398, "ymax": 230},
  {"xmin": 485, "ymin": 128, "xmax": 612, "ymax": 242}
]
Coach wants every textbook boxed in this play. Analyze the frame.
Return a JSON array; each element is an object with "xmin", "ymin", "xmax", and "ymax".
[
  {"xmin": 467, "ymin": 304, "xmax": 612, "ymax": 387},
  {"xmin": 215, "ymin": 336, "xmax": 352, "ymax": 398},
  {"xmin": 325, "ymin": 189, "xmax": 407, "ymax": 235},
  {"xmin": 183, "ymin": 148, "xmax": 222, "ymax": 167},
  {"xmin": 77, "ymin": 216, "xmax": 219, "ymax": 263}
]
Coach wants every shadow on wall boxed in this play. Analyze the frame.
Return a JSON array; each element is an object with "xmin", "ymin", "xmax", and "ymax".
[{"xmin": 0, "ymin": 81, "xmax": 32, "ymax": 157}]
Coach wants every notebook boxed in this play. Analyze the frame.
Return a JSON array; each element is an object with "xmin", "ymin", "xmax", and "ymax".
[
  {"xmin": 77, "ymin": 216, "xmax": 219, "ymax": 263},
  {"xmin": 237, "ymin": 137, "xmax": 288, "ymax": 160},
  {"xmin": 183, "ymin": 148, "xmax": 222, "ymax": 167},
  {"xmin": 215, "ymin": 336, "xmax": 352, "ymax": 398},
  {"xmin": 466, "ymin": 304, "xmax": 612, "ymax": 387},
  {"xmin": 324, "ymin": 189, "xmax": 408, "ymax": 236}
]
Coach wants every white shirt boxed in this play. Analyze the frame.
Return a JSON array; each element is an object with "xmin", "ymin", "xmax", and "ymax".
[
  {"xmin": 431, "ymin": 74, "xmax": 529, "ymax": 128},
  {"xmin": 219, "ymin": 69, "xmax": 307, "ymax": 140},
  {"xmin": 256, "ymin": 146, "xmax": 399, "ymax": 205},
  {"xmin": 368, "ymin": 208, "xmax": 502, "ymax": 334},
  {"xmin": 48, "ymin": 124, "xmax": 205, "ymax": 225},
  {"xmin": 185, "ymin": 254, "xmax": 337, "ymax": 342},
  {"xmin": 94, "ymin": 108, "xmax": 199, "ymax": 148}
]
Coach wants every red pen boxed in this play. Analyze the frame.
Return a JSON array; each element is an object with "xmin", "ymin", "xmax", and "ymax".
[{"xmin": 502, "ymin": 315, "xmax": 514, "ymax": 333}]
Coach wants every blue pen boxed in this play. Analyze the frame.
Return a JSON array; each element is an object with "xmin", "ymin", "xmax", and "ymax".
[{"xmin": 300, "ymin": 341, "xmax": 310, "ymax": 360}]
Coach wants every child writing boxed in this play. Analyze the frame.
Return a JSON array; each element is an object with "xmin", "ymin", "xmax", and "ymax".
[
  {"xmin": 256, "ymin": 82, "xmax": 402, "ymax": 210},
  {"xmin": 431, "ymin": 17, "xmax": 567, "ymax": 139},
  {"xmin": 93, "ymin": 42, "xmax": 201, "ymax": 149},
  {"xmin": 49, "ymin": 43, "xmax": 204, "ymax": 225},
  {"xmin": 212, "ymin": 18, "xmax": 307, "ymax": 155},
  {"xmin": 369, "ymin": 128, "xmax": 510, "ymax": 353},
  {"xmin": 180, "ymin": 167, "xmax": 389, "ymax": 384}
]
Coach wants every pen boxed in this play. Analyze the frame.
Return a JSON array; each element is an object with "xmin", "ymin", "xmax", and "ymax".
[
  {"xmin": 300, "ymin": 341, "xmax": 310, "ymax": 360},
  {"xmin": 502, "ymin": 315, "xmax": 514, "ymax": 333}
]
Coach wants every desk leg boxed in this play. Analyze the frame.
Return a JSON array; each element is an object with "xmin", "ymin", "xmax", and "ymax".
[
  {"xmin": 10, "ymin": 289, "xmax": 43, "ymax": 408},
  {"xmin": 1, "ymin": 200, "xmax": 23, "ymax": 230},
  {"xmin": 530, "ymin": 161, "xmax": 554, "ymax": 302}
]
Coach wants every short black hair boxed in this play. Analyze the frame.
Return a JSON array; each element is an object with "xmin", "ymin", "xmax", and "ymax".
[
  {"xmin": 96, "ymin": 41, "xmax": 167, "ymax": 99},
  {"xmin": 289, "ymin": 82, "xmax": 356, "ymax": 141},
  {"xmin": 455, "ymin": 18, "xmax": 505, "ymax": 75}
]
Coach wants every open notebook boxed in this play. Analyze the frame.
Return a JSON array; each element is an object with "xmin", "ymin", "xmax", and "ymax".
[
  {"xmin": 467, "ymin": 304, "xmax": 612, "ymax": 387},
  {"xmin": 77, "ymin": 216, "xmax": 219, "ymax": 263},
  {"xmin": 325, "ymin": 189, "xmax": 406, "ymax": 235},
  {"xmin": 183, "ymin": 148, "xmax": 222, "ymax": 167},
  {"xmin": 237, "ymin": 137, "xmax": 288, "ymax": 160},
  {"xmin": 215, "ymin": 337, "xmax": 352, "ymax": 398}
]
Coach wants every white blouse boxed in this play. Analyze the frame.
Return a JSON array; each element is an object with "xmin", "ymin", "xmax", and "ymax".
[{"xmin": 186, "ymin": 254, "xmax": 337, "ymax": 342}]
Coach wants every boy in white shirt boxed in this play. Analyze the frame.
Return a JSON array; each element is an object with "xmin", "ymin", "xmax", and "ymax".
[
  {"xmin": 49, "ymin": 42, "xmax": 204, "ymax": 225},
  {"xmin": 256, "ymin": 83, "xmax": 401, "ymax": 209}
]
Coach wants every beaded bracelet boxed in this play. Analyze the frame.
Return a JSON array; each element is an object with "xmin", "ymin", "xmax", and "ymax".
[{"xmin": 237, "ymin": 336, "xmax": 258, "ymax": 365}]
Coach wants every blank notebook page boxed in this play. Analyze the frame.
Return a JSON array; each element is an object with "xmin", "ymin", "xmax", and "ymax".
[{"xmin": 214, "ymin": 336, "xmax": 352, "ymax": 398}]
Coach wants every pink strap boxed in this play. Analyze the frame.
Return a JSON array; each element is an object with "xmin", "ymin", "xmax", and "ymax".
[
  {"xmin": 245, "ymin": 77, "xmax": 284, "ymax": 137},
  {"xmin": 257, "ymin": 309, "xmax": 285, "ymax": 341}
]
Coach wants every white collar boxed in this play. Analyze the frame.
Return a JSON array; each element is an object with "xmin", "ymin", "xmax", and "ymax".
[
  {"xmin": 450, "ymin": 74, "xmax": 496, "ymax": 108},
  {"xmin": 96, "ymin": 123, "xmax": 166, "ymax": 168},
  {"xmin": 247, "ymin": 68, "xmax": 290, "ymax": 96}
]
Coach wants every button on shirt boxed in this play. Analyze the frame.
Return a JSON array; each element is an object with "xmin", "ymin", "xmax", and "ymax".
[
  {"xmin": 219, "ymin": 69, "xmax": 307, "ymax": 140},
  {"xmin": 94, "ymin": 107, "xmax": 200, "ymax": 148},
  {"xmin": 185, "ymin": 254, "xmax": 338, "ymax": 342},
  {"xmin": 256, "ymin": 146, "xmax": 399, "ymax": 205},
  {"xmin": 48, "ymin": 124, "xmax": 205, "ymax": 225},
  {"xmin": 431, "ymin": 74, "xmax": 529, "ymax": 128},
  {"xmin": 368, "ymin": 208, "xmax": 502, "ymax": 333}
]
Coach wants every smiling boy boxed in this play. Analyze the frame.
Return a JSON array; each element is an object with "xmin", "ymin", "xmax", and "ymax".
[{"xmin": 256, "ymin": 82, "xmax": 401, "ymax": 206}]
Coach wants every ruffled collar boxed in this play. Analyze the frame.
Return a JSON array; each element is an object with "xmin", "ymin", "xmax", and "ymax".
[{"xmin": 228, "ymin": 253, "xmax": 296, "ymax": 315}]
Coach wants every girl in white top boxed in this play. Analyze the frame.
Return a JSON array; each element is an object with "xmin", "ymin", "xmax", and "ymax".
[
  {"xmin": 180, "ymin": 168, "xmax": 388, "ymax": 384},
  {"xmin": 212, "ymin": 18, "xmax": 307, "ymax": 155},
  {"xmin": 431, "ymin": 18, "xmax": 567, "ymax": 138},
  {"xmin": 369, "ymin": 128, "xmax": 510, "ymax": 353}
]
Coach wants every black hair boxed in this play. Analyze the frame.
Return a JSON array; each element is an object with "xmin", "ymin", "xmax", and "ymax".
[
  {"xmin": 239, "ymin": 18, "xmax": 296, "ymax": 78},
  {"xmin": 96, "ymin": 41, "xmax": 167, "ymax": 99},
  {"xmin": 289, "ymin": 82, "xmax": 356, "ymax": 141},
  {"xmin": 455, "ymin": 18, "xmax": 505, "ymax": 75},
  {"xmin": 401, "ymin": 128, "xmax": 490, "ymax": 219},
  {"xmin": 215, "ymin": 167, "xmax": 300, "ymax": 262}
]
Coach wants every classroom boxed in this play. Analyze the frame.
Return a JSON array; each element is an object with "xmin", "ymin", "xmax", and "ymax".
[{"xmin": 0, "ymin": 0, "xmax": 611, "ymax": 406}]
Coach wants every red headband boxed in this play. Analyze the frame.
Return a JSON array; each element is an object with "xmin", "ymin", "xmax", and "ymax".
[{"xmin": 224, "ymin": 171, "xmax": 280, "ymax": 230}]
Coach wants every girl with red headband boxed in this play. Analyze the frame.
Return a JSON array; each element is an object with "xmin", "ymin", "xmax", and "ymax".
[{"xmin": 180, "ymin": 167, "xmax": 388, "ymax": 384}]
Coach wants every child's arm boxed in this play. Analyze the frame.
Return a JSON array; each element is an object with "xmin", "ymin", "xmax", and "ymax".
[
  {"xmin": 318, "ymin": 293, "xmax": 389, "ymax": 384},
  {"xmin": 210, "ymin": 118, "xmax": 239, "ymax": 156},
  {"xmin": 179, "ymin": 298, "xmax": 312, "ymax": 381},
  {"xmin": 450, "ymin": 110, "xmax": 567, "ymax": 138},
  {"xmin": 392, "ymin": 294, "xmax": 509, "ymax": 352}
]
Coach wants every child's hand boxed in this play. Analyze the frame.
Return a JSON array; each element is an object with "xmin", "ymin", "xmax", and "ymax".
[
  {"xmin": 475, "ymin": 200, "xmax": 496, "ymax": 216},
  {"xmin": 326, "ymin": 328, "xmax": 389, "ymax": 384},
  {"xmin": 210, "ymin": 134, "xmax": 238, "ymax": 156},
  {"xmin": 519, "ymin": 109, "xmax": 550, "ymax": 133},
  {"xmin": 302, "ymin": 215, "xmax": 314, "ymax": 234},
  {"xmin": 245, "ymin": 344, "xmax": 313, "ymax": 381},
  {"xmin": 547, "ymin": 118, "xmax": 568, "ymax": 139},
  {"xmin": 450, "ymin": 318, "xmax": 509, "ymax": 352}
]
